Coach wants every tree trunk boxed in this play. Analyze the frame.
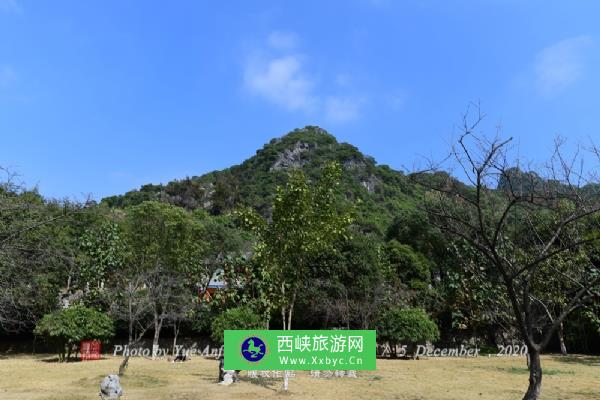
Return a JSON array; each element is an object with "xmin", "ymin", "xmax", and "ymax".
[
  {"xmin": 152, "ymin": 318, "xmax": 163, "ymax": 359},
  {"xmin": 287, "ymin": 305, "xmax": 293, "ymax": 331},
  {"xmin": 119, "ymin": 317, "xmax": 134, "ymax": 376},
  {"xmin": 59, "ymin": 344, "xmax": 65, "ymax": 363},
  {"xmin": 218, "ymin": 357, "xmax": 224, "ymax": 382},
  {"xmin": 281, "ymin": 307, "xmax": 287, "ymax": 330},
  {"xmin": 345, "ymin": 289, "xmax": 350, "ymax": 330},
  {"xmin": 118, "ymin": 355, "xmax": 130, "ymax": 377},
  {"xmin": 287, "ymin": 289, "xmax": 297, "ymax": 330},
  {"xmin": 557, "ymin": 322, "xmax": 567, "ymax": 355},
  {"xmin": 172, "ymin": 322, "xmax": 180, "ymax": 356},
  {"xmin": 523, "ymin": 348, "xmax": 542, "ymax": 400},
  {"xmin": 265, "ymin": 311, "xmax": 270, "ymax": 330},
  {"xmin": 281, "ymin": 282, "xmax": 287, "ymax": 330}
]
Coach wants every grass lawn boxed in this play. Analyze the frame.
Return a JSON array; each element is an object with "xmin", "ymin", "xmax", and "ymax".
[{"xmin": 0, "ymin": 354, "xmax": 598, "ymax": 400}]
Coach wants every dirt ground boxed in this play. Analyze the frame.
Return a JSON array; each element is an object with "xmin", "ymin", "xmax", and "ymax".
[{"xmin": 0, "ymin": 354, "xmax": 598, "ymax": 400}]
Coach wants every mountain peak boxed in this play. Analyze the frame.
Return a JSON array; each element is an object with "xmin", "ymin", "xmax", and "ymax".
[
  {"xmin": 101, "ymin": 126, "xmax": 412, "ymax": 234},
  {"xmin": 260, "ymin": 126, "xmax": 338, "ymax": 171},
  {"xmin": 250, "ymin": 125, "xmax": 373, "ymax": 173},
  {"xmin": 280, "ymin": 125, "xmax": 335, "ymax": 140}
]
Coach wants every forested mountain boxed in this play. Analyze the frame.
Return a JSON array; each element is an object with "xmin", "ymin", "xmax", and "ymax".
[{"xmin": 101, "ymin": 126, "xmax": 428, "ymax": 235}]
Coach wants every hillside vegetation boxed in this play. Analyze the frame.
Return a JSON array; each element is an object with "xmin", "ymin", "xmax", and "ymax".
[{"xmin": 101, "ymin": 126, "xmax": 427, "ymax": 235}]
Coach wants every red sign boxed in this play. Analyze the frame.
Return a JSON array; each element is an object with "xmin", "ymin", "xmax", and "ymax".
[{"xmin": 80, "ymin": 340, "xmax": 101, "ymax": 361}]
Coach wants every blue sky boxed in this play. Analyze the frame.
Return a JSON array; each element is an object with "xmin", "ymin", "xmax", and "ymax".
[{"xmin": 1, "ymin": 0, "xmax": 599, "ymax": 200}]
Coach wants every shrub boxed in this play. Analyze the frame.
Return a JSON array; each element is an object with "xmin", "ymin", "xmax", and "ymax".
[
  {"xmin": 377, "ymin": 307, "xmax": 439, "ymax": 357},
  {"xmin": 34, "ymin": 305, "xmax": 114, "ymax": 362},
  {"xmin": 210, "ymin": 306, "xmax": 263, "ymax": 344},
  {"xmin": 383, "ymin": 240, "xmax": 432, "ymax": 289}
]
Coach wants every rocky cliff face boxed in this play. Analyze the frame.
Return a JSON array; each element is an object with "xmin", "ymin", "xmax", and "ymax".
[
  {"xmin": 270, "ymin": 141, "xmax": 315, "ymax": 171},
  {"xmin": 361, "ymin": 174, "xmax": 380, "ymax": 194}
]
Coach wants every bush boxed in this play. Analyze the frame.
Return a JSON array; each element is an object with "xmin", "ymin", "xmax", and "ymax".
[
  {"xmin": 34, "ymin": 305, "xmax": 114, "ymax": 362},
  {"xmin": 210, "ymin": 306, "xmax": 263, "ymax": 344},
  {"xmin": 383, "ymin": 240, "xmax": 432, "ymax": 289},
  {"xmin": 377, "ymin": 307, "xmax": 439, "ymax": 357}
]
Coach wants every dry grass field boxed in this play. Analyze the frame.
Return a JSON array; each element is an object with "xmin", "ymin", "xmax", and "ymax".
[{"xmin": 0, "ymin": 354, "xmax": 598, "ymax": 400}]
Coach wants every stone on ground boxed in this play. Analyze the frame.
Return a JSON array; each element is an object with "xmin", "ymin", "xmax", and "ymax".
[{"xmin": 99, "ymin": 374, "xmax": 123, "ymax": 399}]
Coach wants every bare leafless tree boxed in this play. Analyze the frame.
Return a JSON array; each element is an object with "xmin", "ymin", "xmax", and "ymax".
[
  {"xmin": 412, "ymin": 105, "xmax": 600, "ymax": 400},
  {"xmin": 109, "ymin": 272, "xmax": 153, "ymax": 376},
  {"xmin": 145, "ymin": 268, "xmax": 192, "ymax": 360}
]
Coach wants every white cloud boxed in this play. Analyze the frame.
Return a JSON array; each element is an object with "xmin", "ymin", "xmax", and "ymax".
[
  {"xmin": 325, "ymin": 96, "xmax": 365, "ymax": 123},
  {"xmin": 0, "ymin": 65, "xmax": 17, "ymax": 86},
  {"xmin": 0, "ymin": 0, "xmax": 22, "ymax": 13},
  {"xmin": 244, "ymin": 55, "xmax": 316, "ymax": 111},
  {"xmin": 535, "ymin": 36, "xmax": 592, "ymax": 97},
  {"xmin": 267, "ymin": 31, "xmax": 298, "ymax": 51},
  {"xmin": 243, "ymin": 31, "xmax": 370, "ymax": 123}
]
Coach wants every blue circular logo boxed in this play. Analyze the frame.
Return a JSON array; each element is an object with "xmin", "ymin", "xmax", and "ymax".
[{"xmin": 241, "ymin": 336, "xmax": 266, "ymax": 362}]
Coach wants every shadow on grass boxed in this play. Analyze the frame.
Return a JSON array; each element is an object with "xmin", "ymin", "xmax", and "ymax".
[
  {"xmin": 493, "ymin": 366, "xmax": 575, "ymax": 376},
  {"xmin": 550, "ymin": 355, "xmax": 600, "ymax": 367},
  {"xmin": 376, "ymin": 356, "xmax": 419, "ymax": 360},
  {"xmin": 38, "ymin": 356, "xmax": 109, "ymax": 363},
  {"xmin": 195, "ymin": 373, "xmax": 280, "ymax": 392},
  {"xmin": 38, "ymin": 357, "xmax": 82, "ymax": 363},
  {"xmin": 239, "ymin": 375, "xmax": 280, "ymax": 392}
]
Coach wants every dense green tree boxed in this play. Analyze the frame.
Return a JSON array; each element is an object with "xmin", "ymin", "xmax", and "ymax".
[
  {"xmin": 236, "ymin": 162, "xmax": 353, "ymax": 329},
  {"xmin": 0, "ymin": 169, "xmax": 93, "ymax": 333},
  {"xmin": 210, "ymin": 306, "xmax": 263, "ymax": 344},
  {"xmin": 34, "ymin": 305, "xmax": 114, "ymax": 362},
  {"xmin": 78, "ymin": 218, "xmax": 126, "ymax": 310},
  {"xmin": 439, "ymin": 241, "xmax": 510, "ymax": 344},
  {"xmin": 377, "ymin": 307, "xmax": 439, "ymax": 357},
  {"xmin": 383, "ymin": 240, "xmax": 432, "ymax": 290},
  {"xmin": 304, "ymin": 231, "xmax": 388, "ymax": 330},
  {"xmin": 122, "ymin": 201, "xmax": 205, "ymax": 358}
]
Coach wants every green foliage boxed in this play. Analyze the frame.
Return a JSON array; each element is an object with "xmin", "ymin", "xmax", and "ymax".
[
  {"xmin": 123, "ymin": 201, "xmax": 206, "ymax": 277},
  {"xmin": 377, "ymin": 307, "xmax": 439, "ymax": 348},
  {"xmin": 210, "ymin": 306, "xmax": 263, "ymax": 343},
  {"xmin": 118, "ymin": 201, "xmax": 208, "ymax": 349},
  {"xmin": 0, "ymin": 180, "xmax": 98, "ymax": 334},
  {"xmin": 78, "ymin": 220, "xmax": 125, "ymax": 309},
  {"xmin": 34, "ymin": 305, "xmax": 114, "ymax": 361},
  {"xmin": 235, "ymin": 161, "xmax": 353, "ymax": 329},
  {"xmin": 386, "ymin": 207, "xmax": 447, "ymax": 265},
  {"xmin": 306, "ymin": 231, "xmax": 387, "ymax": 329},
  {"xmin": 383, "ymin": 240, "xmax": 432, "ymax": 290},
  {"xmin": 439, "ymin": 241, "xmax": 509, "ymax": 336}
]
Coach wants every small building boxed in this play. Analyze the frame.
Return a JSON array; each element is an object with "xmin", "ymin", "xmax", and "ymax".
[{"xmin": 198, "ymin": 270, "xmax": 227, "ymax": 302}]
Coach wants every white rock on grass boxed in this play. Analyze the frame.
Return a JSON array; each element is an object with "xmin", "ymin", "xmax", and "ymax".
[
  {"xmin": 219, "ymin": 372, "xmax": 234, "ymax": 385},
  {"xmin": 99, "ymin": 374, "xmax": 123, "ymax": 399}
]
